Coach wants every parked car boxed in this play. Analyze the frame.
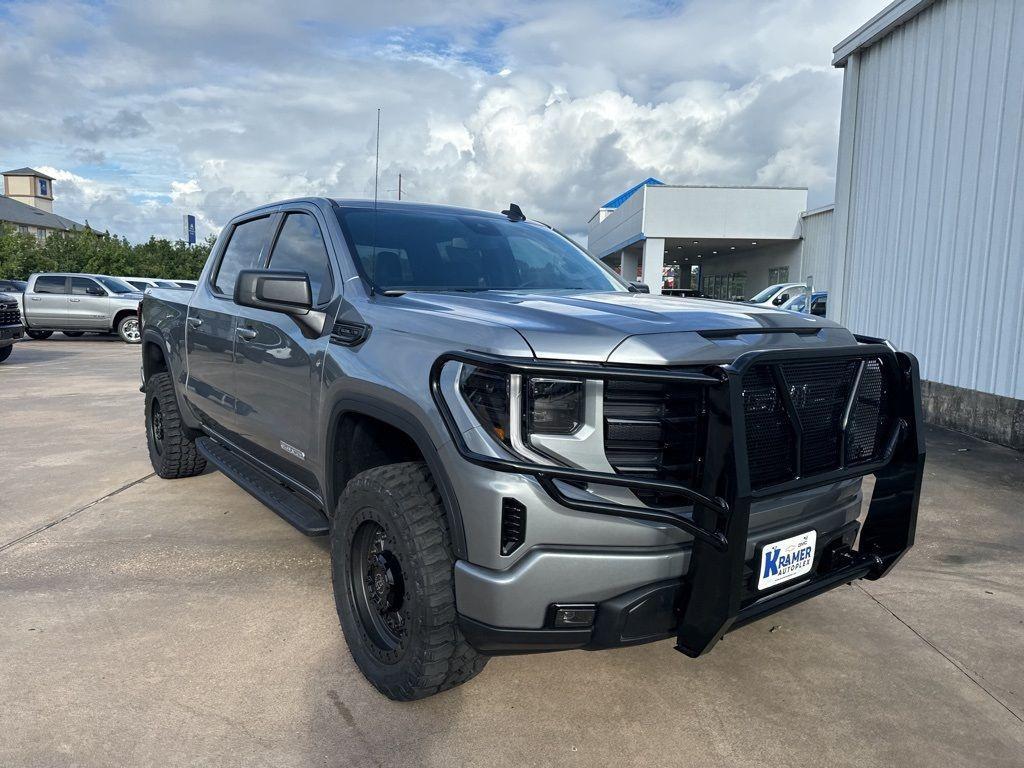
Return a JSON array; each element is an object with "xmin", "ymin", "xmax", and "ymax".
[
  {"xmin": 23, "ymin": 273, "xmax": 144, "ymax": 343},
  {"xmin": 782, "ymin": 290, "xmax": 828, "ymax": 316},
  {"xmin": 140, "ymin": 198, "xmax": 924, "ymax": 701},
  {"xmin": 118, "ymin": 276, "xmax": 191, "ymax": 292},
  {"xmin": 747, "ymin": 282, "xmax": 808, "ymax": 307},
  {"xmin": 0, "ymin": 291, "xmax": 23, "ymax": 363},
  {"xmin": 0, "ymin": 278, "xmax": 28, "ymax": 316}
]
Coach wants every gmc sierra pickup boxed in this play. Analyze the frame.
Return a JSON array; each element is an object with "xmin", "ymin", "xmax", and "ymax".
[{"xmin": 140, "ymin": 197, "xmax": 925, "ymax": 701}]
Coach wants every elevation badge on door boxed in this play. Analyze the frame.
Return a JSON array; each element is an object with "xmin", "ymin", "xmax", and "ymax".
[{"xmin": 758, "ymin": 530, "xmax": 816, "ymax": 591}]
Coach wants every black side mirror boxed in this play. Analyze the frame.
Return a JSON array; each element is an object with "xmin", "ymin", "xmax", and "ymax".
[
  {"xmin": 234, "ymin": 269, "xmax": 328, "ymax": 336},
  {"xmin": 235, "ymin": 270, "xmax": 313, "ymax": 314},
  {"xmin": 86, "ymin": 286, "xmax": 106, "ymax": 296},
  {"xmin": 628, "ymin": 281, "xmax": 650, "ymax": 293}
]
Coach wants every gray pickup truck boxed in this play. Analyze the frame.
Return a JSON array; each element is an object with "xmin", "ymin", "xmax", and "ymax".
[
  {"xmin": 23, "ymin": 273, "xmax": 144, "ymax": 343},
  {"xmin": 0, "ymin": 291, "xmax": 22, "ymax": 363},
  {"xmin": 140, "ymin": 198, "xmax": 925, "ymax": 701}
]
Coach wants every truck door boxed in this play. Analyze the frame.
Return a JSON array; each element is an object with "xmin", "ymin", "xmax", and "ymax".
[
  {"xmin": 230, "ymin": 208, "xmax": 336, "ymax": 492},
  {"xmin": 184, "ymin": 214, "xmax": 274, "ymax": 436},
  {"xmin": 68, "ymin": 276, "xmax": 111, "ymax": 329},
  {"xmin": 26, "ymin": 275, "xmax": 69, "ymax": 326}
]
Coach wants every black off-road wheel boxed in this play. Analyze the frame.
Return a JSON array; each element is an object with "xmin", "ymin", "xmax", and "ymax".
[
  {"xmin": 26, "ymin": 330, "xmax": 52, "ymax": 340},
  {"xmin": 0, "ymin": 345, "xmax": 12, "ymax": 363},
  {"xmin": 145, "ymin": 371, "xmax": 206, "ymax": 478},
  {"xmin": 331, "ymin": 462, "xmax": 488, "ymax": 701}
]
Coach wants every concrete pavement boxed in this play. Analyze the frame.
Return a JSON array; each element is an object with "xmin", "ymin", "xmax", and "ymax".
[{"xmin": 1, "ymin": 339, "xmax": 1021, "ymax": 767}]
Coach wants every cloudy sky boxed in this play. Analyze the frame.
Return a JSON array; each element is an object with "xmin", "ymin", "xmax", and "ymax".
[{"xmin": 0, "ymin": 0, "xmax": 887, "ymax": 243}]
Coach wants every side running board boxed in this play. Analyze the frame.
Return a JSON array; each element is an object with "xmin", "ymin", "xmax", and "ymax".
[{"xmin": 197, "ymin": 437, "xmax": 329, "ymax": 536}]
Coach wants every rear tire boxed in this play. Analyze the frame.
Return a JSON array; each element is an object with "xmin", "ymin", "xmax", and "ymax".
[
  {"xmin": 26, "ymin": 330, "xmax": 52, "ymax": 340},
  {"xmin": 117, "ymin": 315, "xmax": 141, "ymax": 344},
  {"xmin": 331, "ymin": 462, "xmax": 488, "ymax": 701},
  {"xmin": 62, "ymin": 331, "xmax": 85, "ymax": 337},
  {"xmin": 145, "ymin": 371, "xmax": 206, "ymax": 478},
  {"xmin": 0, "ymin": 345, "xmax": 11, "ymax": 363}
]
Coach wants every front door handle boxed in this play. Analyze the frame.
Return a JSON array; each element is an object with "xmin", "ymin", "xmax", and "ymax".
[
  {"xmin": 69, "ymin": 298, "xmax": 81, "ymax": 302},
  {"xmin": 236, "ymin": 327, "xmax": 257, "ymax": 341},
  {"xmin": 187, "ymin": 316, "xmax": 203, "ymax": 328}
]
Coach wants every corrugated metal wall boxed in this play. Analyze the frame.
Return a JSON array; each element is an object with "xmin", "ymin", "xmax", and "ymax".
[
  {"xmin": 797, "ymin": 207, "xmax": 834, "ymax": 291},
  {"xmin": 834, "ymin": 0, "xmax": 1024, "ymax": 399}
]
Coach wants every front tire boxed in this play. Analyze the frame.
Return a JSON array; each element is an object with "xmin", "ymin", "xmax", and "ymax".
[
  {"xmin": 331, "ymin": 462, "xmax": 487, "ymax": 701},
  {"xmin": 117, "ymin": 315, "xmax": 141, "ymax": 344},
  {"xmin": 0, "ymin": 345, "xmax": 12, "ymax": 363},
  {"xmin": 26, "ymin": 330, "xmax": 52, "ymax": 340},
  {"xmin": 145, "ymin": 371, "xmax": 206, "ymax": 478}
]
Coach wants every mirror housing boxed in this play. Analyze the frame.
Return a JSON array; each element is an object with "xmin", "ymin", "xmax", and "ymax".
[
  {"xmin": 234, "ymin": 270, "xmax": 327, "ymax": 335},
  {"xmin": 86, "ymin": 286, "xmax": 106, "ymax": 296},
  {"xmin": 628, "ymin": 281, "xmax": 650, "ymax": 294}
]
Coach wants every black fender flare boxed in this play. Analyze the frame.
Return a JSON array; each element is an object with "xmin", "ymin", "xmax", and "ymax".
[
  {"xmin": 324, "ymin": 394, "xmax": 468, "ymax": 560},
  {"xmin": 141, "ymin": 328, "xmax": 201, "ymax": 432}
]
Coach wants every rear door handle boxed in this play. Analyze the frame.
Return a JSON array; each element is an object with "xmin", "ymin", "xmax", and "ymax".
[
  {"xmin": 236, "ymin": 327, "xmax": 257, "ymax": 341},
  {"xmin": 187, "ymin": 316, "xmax": 203, "ymax": 328},
  {"xmin": 69, "ymin": 298, "xmax": 81, "ymax": 302}
]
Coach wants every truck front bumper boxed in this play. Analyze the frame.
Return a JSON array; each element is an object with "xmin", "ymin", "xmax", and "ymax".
[{"xmin": 432, "ymin": 337, "xmax": 926, "ymax": 657}]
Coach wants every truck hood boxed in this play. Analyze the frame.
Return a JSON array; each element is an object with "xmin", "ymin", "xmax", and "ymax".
[{"xmin": 391, "ymin": 290, "xmax": 857, "ymax": 363}]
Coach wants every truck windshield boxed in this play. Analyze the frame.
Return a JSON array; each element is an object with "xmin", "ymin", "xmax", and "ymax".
[
  {"xmin": 748, "ymin": 284, "xmax": 786, "ymax": 303},
  {"xmin": 335, "ymin": 208, "xmax": 626, "ymax": 293},
  {"xmin": 97, "ymin": 276, "xmax": 136, "ymax": 294}
]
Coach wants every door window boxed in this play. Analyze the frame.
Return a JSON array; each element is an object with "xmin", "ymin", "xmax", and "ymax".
[
  {"xmin": 268, "ymin": 213, "xmax": 334, "ymax": 304},
  {"xmin": 34, "ymin": 275, "xmax": 67, "ymax": 294},
  {"xmin": 213, "ymin": 216, "xmax": 272, "ymax": 296},
  {"xmin": 71, "ymin": 277, "xmax": 104, "ymax": 296}
]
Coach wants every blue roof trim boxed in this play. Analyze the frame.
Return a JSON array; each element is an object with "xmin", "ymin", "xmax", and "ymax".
[{"xmin": 600, "ymin": 177, "xmax": 664, "ymax": 210}]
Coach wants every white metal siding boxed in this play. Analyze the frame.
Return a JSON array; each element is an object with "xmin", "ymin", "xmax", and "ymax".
[
  {"xmin": 834, "ymin": 0, "xmax": 1024, "ymax": 399},
  {"xmin": 797, "ymin": 208, "xmax": 835, "ymax": 290}
]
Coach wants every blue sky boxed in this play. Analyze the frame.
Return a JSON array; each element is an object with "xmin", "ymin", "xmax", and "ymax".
[{"xmin": 0, "ymin": 0, "xmax": 889, "ymax": 242}]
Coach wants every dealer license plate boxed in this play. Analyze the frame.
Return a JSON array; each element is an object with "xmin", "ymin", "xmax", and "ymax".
[{"xmin": 757, "ymin": 530, "xmax": 817, "ymax": 591}]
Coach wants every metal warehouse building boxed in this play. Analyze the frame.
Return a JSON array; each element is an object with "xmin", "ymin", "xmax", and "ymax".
[{"xmin": 830, "ymin": 0, "xmax": 1023, "ymax": 448}]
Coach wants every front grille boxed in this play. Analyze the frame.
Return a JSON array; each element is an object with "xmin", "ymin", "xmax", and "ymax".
[
  {"xmin": 603, "ymin": 380, "xmax": 705, "ymax": 505},
  {"xmin": 742, "ymin": 356, "xmax": 896, "ymax": 490},
  {"xmin": 0, "ymin": 301, "xmax": 20, "ymax": 326}
]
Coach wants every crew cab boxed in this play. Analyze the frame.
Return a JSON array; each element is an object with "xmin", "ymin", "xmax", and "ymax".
[
  {"xmin": 140, "ymin": 198, "xmax": 925, "ymax": 701},
  {"xmin": 22, "ymin": 273, "xmax": 144, "ymax": 343}
]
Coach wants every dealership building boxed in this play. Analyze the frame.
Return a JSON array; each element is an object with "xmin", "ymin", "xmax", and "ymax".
[{"xmin": 588, "ymin": 0, "xmax": 1022, "ymax": 448}]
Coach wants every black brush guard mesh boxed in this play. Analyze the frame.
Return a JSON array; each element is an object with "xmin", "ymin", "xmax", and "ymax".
[{"xmin": 429, "ymin": 339, "xmax": 925, "ymax": 658}]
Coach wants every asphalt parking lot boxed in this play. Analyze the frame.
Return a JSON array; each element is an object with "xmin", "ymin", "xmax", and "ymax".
[{"xmin": 1, "ymin": 338, "xmax": 1022, "ymax": 767}]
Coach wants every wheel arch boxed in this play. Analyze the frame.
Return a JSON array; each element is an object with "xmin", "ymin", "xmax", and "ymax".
[{"xmin": 325, "ymin": 395, "xmax": 467, "ymax": 560}]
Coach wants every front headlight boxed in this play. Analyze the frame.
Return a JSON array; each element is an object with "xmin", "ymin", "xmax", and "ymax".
[
  {"xmin": 526, "ymin": 378, "xmax": 583, "ymax": 435},
  {"xmin": 460, "ymin": 365, "xmax": 511, "ymax": 446},
  {"xmin": 460, "ymin": 366, "xmax": 586, "ymax": 453}
]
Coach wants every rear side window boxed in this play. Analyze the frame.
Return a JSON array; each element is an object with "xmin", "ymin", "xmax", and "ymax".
[
  {"xmin": 268, "ymin": 213, "xmax": 334, "ymax": 304},
  {"xmin": 34, "ymin": 276, "xmax": 67, "ymax": 294},
  {"xmin": 214, "ymin": 216, "xmax": 272, "ymax": 296}
]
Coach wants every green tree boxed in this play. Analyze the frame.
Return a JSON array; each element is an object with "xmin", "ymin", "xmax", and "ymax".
[{"xmin": 0, "ymin": 225, "xmax": 214, "ymax": 281}]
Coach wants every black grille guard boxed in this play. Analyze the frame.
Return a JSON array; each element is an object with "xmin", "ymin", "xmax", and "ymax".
[{"xmin": 428, "ymin": 335, "xmax": 926, "ymax": 657}]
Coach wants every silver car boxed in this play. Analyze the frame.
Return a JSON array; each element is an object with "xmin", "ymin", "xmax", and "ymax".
[{"xmin": 22, "ymin": 273, "xmax": 144, "ymax": 343}]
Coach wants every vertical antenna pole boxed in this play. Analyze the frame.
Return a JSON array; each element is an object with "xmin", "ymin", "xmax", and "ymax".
[
  {"xmin": 398, "ymin": 173, "xmax": 402, "ymax": 201},
  {"xmin": 374, "ymin": 108, "xmax": 381, "ymax": 208}
]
